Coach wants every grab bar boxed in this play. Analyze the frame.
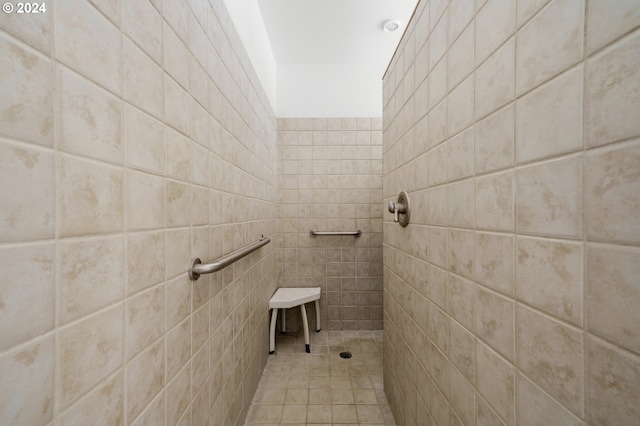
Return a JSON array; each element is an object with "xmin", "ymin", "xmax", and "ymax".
[
  {"xmin": 309, "ymin": 230, "xmax": 361, "ymax": 238},
  {"xmin": 188, "ymin": 235, "xmax": 271, "ymax": 280}
]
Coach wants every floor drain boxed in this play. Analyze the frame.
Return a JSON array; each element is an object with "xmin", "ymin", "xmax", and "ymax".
[{"xmin": 339, "ymin": 351, "xmax": 352, "ymax": 359}]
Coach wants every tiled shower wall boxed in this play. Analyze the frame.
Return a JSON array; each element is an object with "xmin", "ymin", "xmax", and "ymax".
[
  {"xmin": 383, "ymin": 0, "xmax": 640, "ymax": 425},
  {"xmin": 277, "ymin": 117, "xmax": 384, "ymax": 331},
  {"xmin": 0, "ymin": 0, "xmax": 278, "ymax": 424}
]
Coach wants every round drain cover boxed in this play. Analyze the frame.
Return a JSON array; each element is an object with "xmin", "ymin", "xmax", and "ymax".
[{"xmin": 339, "ymin": 351, "xmax": 352, "ymax": 359}]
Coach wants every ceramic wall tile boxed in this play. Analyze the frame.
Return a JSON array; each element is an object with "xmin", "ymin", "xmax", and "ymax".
[
  {"xmin": 166, "ymin": 363, "xmax": 191, "ymax": 424},
  {"xmin": 447, "ymin": 22, "xmax": 475, "ymax": 92},
  {"xmin": 516, "ymin": 66, "xmax": 583, "ymax": 164},
  {"xmin": 57, "ymin": 372, "xmax": 124, "ymax": 426},
  {"xmin": 587, "ymin": 0, "xmax": 640, "ymax": 53},
  {"xmin": 516, "ymin": 0, "xmax": 584, "ymax": 95},
  {"xmin": 586, "ymin": 244, "xmax": 640, "ymax": 353},
  {"xmin": 163, "ymin": 23, "xmax": 190, "ymax": 90},
  {"xmin": 277, "ymin": 118, "xmax": 383, "ymax": 330},
  {"xmin": 447, "ymin": 74, "xmax": 474, "ymax": 136},
  {"xmin": 428, "ymin": 98, "xmax": 448, "ymax": 149},
  {"xmin": 58, "ymin": 68, "xmax": 123, "ymax": 163},
  {"xmin": 0, "ymin": 34, "xmax": 53, "ymax": 146},
  {"xmin": 585, "ymin": 31, "xmax": 640, "ymax": 148},
  {"xmin": 476, "ymin": 0, "xmax": 516, "ymax": 64},
  {"xmin": 1, "ymin": 0, "xmax": 278, "ymax": 424},
  {"xmin": 448, "ymin": 0, "xmax": 475, "ymax": 46},
  {"xmin": 58, "ymin": 236, "xmax": 124, "ymax": 324},
  {"xmin": 55, "ymin": 0, "xmax": 122, "ymax": 94},
  {"xmin": 584, "ymin": 141, "xmax": 640, "ymax": 243},
  {"xmin": 383, "ymin": 1, "xmax": 640, "ymax": 424},
  {"xmin": 127, "ymin": 231, "xmax": 165, "ymax": 295},
  {"xmin": 475, "ymin": 232, "xmax": 514, "ymax": 296},
  {"xmin": 516, "ymin": 305, "xmax": 584, "ymax": 415},
  {"xmin": 127, "ymin": 171, "xmax": 164, "ymax": 230},
  {"xmin": 517, "ymin": 373, "xmax": 584, "ymax": 426},
  {"xmin": 0, "ymin": 243, "xmax": 54, "ymax": 350},
  {"xmin": 126, "ymin": 339, "xmax": 165, "ymax": 422},
  {"xmin": 476, "ymin": 341, "xmax": 515, "ymax": 424},
  {"xmin": 58, "ymin": 305, "xmax": 124, "ymax": 409},
  {"xmin": 0, "ymin": 334, "xmax": 54, "ymax": 425},
  {"xmin": 449, "ymin": 319, "xmax": 475, "ymax": 382},
  {"xmin": 0, "ymin": 140, "xmax": 54, "ymax": 243},
  {"xmin": 516, "ymin": 236, "xmax": 583, "ymax": 325},
  {"xmin": 447, "ymin": 128, "xmax": 474, "ymax": 182},
  {"xmin": 0, "ymin": 1, "xmax": 52, "ymax": 55},
  {"xmin": 448, "ymin": 229, "xmax": 474, "ymax": 280},
  {"xmin": 516, "ymin": 156, "xmax": 581, "ymax": 238},
  {"xmin": 429, "ymin": 14, "xmax": 448, "ymax": 72},
  {"xmin": 88, "ymin": 0, "xmax": 120, "ymax": 26},
  {"xmin": 476, "ymin": 394, "xmax": 506, "ymax": 426},
  {"xmin": 126, "ymin": 285, "xmax": 165, "ymax": 360},
  {"xmin": 447, "ymin": 179, "xmax": 474, "ymax": 228},
  {"xmin": 449, "ymin": 364, "xmax": 475, "ymax": 425},
  {"xmin": 125, "ymin": 105, "xmax": 165, "ymax": 174},
  {"xmin": 164, "ymin": 76, "xmax": 191, "ymax": 136},
  {"xmin": 131, "ymin": 392, "xmax": 164, "ymax": 426},
  {"xmin": 475, "ymin": 38, "xmax": 515, "ymax": 119},
  {"xmin": 124, "ymin": 40, "xmax": 164, "ymax": 120},
  {"xmin": 429, "ymin": 58, "xmax": 448, "ymax": 111},
  {"xmin": 448, "ymin": 272, "xmax": 474, "ymax": 331},
  {"xmin": 123, "ymin": 0, "xmax": 162, "ymax": 64},
  {"xmin": 474, "ymin": 287, "xmax": 514, "ymax": 361},
  {"xmin": 475, "ymin": 171, "xmax": 514, "ymax": 231},
  {"xmin": 587, "ymin": 336, "xmax": 640, "ymax": 425},
  {"xmin": 516, "ymin": 0, "xmax": 549, "ymax": 27},
  {"xmin": 475, "ymin": 104, "xmax": 515, "ymax": 175},
  {"xmin": 58, "ymin": 154, "xmax": 124, "ymax": 237}
]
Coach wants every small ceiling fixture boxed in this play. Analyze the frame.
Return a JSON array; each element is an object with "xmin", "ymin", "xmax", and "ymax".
[{"xmin": 382, "ymin": 19, "xmax": 401, "ymax": 32}]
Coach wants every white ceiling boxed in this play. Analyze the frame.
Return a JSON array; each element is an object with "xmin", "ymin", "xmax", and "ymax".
[{"xmin": 257, "ymin": 0, "xmax": 419, "ymax": 69}]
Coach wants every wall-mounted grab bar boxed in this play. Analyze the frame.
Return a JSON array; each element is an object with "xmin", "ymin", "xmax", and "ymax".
[
  {"xmin": 309, "ymin": 230, "xmax": 361, "ymax": 238},
  {"xmin": 189, "ymin": 235, "xmax": 271, "ymax": 280}
]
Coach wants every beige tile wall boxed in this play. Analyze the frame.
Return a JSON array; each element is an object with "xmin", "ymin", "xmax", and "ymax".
[
  {"xmin": 277, "ymin": 117, "xmax": 384, "ymax": 331},
  {"xmin": 382, "ymin": 0, "xmax": 640, "ymax": 424},
  {"xmin": 0, "ymin": 0, "xmax": 278, "ymax": 424}
]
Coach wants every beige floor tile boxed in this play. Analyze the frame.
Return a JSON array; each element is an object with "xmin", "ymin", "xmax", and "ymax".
[
  {"xmin": 284, "ymin": 389, "xmax": 308, "ymax": 404},
  {"xmin": 309, "ymin": 376, "xmax": 331, "ymax": 389},
  {"xmin": 307, "ymin": 404, "xmax": 332, "ymax": 423},
  {"xmin": 309, "ymin": 389, "xmax": 332, "ymax": 404},
  {"xmin": 332, "ymin": 389, "xmax": 355, "ymax": 404},
  {"xmin": 254, "ymin": 388, "xmax": 285, "ymax": 405},
  {"xmin": 260, "ymin": 375, "xmax": 289, "ymax": 389},
  {"xmin": 351, "ymin": 375, "xmax": 374, "ymax": 389},
  {"xmin": 357, "ymin": 404, "xmax": 386, "ymax": 423},
  {"xmin": 330, "ymin": 376, "xmax": 353, "ymax": 390},
  {"xmin": 281, "ymin": 404, "xmax": 307, "ymax": 423},
  {"xmin": 354, "ymin": 389, "xmax": 379, "ymax": 404},
  {"xmin": 247, "ymin": 331, "xmax": 395, "ymax": 425},
  {"xmin": 287, "ymin": 376, "xmax": 310, "ymax": 389},
  {"xmin": 332, "ymin": 404, "xmax": 358, "ymax": 423},
  {"xmin": 246, "ymin": 404, "xmax": 282, "ymax": 423}
]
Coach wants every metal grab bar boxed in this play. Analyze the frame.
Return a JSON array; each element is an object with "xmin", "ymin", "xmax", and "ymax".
[
  {"xmin": 189, "ymin": 235, "xmax": 271, "ymax": 280},
  {"xmin": 309, "ymin": 230, "xmax": 361, "ymax": 238}
]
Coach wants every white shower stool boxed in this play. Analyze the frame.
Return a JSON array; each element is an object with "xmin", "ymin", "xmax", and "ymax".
[{"xmin": 269, "ymin": 287, "xmax": 321, "ymax": 354}]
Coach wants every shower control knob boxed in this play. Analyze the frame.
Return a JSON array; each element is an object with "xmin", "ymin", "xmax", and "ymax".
[{"xmin": 388, "ymin": 191, "xmax": 410, "ymax": 227}]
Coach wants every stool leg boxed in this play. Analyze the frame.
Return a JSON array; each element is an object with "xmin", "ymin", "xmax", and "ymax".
[
  {"xmin": 315, "ymin": 299, "xmax": 321, "ymax": 332},
  {"xmin": 269, "ymin": 308, "xmax": 278, "ymax": 354},
  {"xmin": 300, "ymin": 304, "xmax": 310, "ymax": 353},
  {"xmin": 282, "ymin": 309, "xmax": 286, "ymax": 333}
]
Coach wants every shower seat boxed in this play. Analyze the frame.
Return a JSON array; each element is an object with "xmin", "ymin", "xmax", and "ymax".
[{"xmin": 268, "ymin": 287, "xmax": 321, "ymax": 354}]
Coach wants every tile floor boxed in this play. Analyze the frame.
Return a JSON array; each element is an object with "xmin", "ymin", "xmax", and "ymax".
[{"xmin": 245, "ymin": 330, "xmax": 396, "ymax": 425}]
